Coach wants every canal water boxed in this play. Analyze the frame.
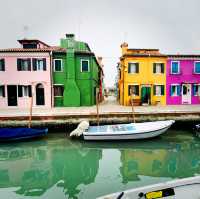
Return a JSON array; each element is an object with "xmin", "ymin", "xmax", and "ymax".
[{"xmin": 0, "ymin": 129, "xmax": 200, "ymax": 199}]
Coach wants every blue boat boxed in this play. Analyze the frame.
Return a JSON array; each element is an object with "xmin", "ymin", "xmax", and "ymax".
[{"xmin": 0, "ymin": 128, "xmax": 48, "ymax": 141}]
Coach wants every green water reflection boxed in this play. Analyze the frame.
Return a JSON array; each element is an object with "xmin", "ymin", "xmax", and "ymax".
[{"xmin": 0, "ymin": 130, "xmax": 200, "ymax": 199}]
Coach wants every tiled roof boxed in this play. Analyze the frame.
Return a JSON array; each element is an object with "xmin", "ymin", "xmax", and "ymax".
[
  {"xmin": 0, "ymin": 46, "xmax": 66, "ymax": 53},
  {"xmin": 168, "ymin": 54, "xmax": 200, "ymax": 58},
  {"xmin": 128, "ymin": 48, "xmax": 159, "ymax": 51},
  {"xmin": 18, "ymin": 39, "xmax": 50, "ymax": 47},
  {"xmin": 121, "ymin": 53, "xmax": 167, "ymax": 58}
]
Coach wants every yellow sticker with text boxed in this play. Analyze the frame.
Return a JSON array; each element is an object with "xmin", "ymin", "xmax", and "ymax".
[{"xmin": 146, "ymin": 191, "xmax": 163, "ymax": 199}]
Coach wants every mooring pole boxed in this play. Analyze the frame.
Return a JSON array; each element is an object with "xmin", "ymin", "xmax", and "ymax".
[
  {"xmin": 96, "ymin": 88, "xmax": 100, "ymax": 126},
  {"xmin": 130, "ymin": 89, "xmax": 136, "ymax": 123}
]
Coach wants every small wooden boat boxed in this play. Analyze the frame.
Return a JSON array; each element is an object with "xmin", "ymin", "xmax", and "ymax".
[
  {"xmin": 81, "ymin": 120, "xmax": 175, "ymax": 141},
  {"xmin": 97, "ymin": 176, "xmax": 200, "ymax": 199},
  {"xmin": 0, "ymin": 128, "xmax": 48, "ymax": 141}
]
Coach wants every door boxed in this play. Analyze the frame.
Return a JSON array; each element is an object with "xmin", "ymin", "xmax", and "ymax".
[
  {"xmin": 7, "ymin": 85, "xmax": 17, "ymax": 106},
  {"xmin": 182, "ymin": 84, "xmax": 191, "ymax": 104},
  {"xmin": 141, "ymin": 87, "xmax": 151, "ymax": 104},
  {"xmin": 36, "ymin": 84, "xmax": 45, "ymax": 105}
]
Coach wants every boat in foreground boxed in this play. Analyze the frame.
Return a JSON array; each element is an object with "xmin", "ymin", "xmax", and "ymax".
[
  {"xmin": 97, "ymin": 176, "xmax": 200, "ymax": 199},
  {"xmin": 70, "ymin": 120, "xmax": 175, "ymax": 141},
  {"xmin": 0, "ymin": 128, "xmax": 48, "ymax": 141},
  {"xmin": 82, "ymin": 120, "xmax": 175, "ymax": 141}
]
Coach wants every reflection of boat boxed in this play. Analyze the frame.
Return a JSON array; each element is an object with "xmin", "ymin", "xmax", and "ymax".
[
  {"xmin": 0, "ymin": 128, "xmax": 48, "ymax": 141},
  {"xmin": 83, "ymin": 120, "xmax": 175, "ymax": 141},
  {"xmin": 97, "ymin": 176, "xmax": 200, "ymax": 199}
]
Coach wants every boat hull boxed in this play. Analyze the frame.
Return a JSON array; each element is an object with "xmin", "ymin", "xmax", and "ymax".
[
  {"xmin": 97, "ymin": 176, "xmax": 200, "ymax": 199},
  {"xmin": 83, "ymin": 120, "xmax": 175, "ymax": 141},
  {"xmin": 0, "ymin": 128, "xmax": 48, "ymax": 141}
]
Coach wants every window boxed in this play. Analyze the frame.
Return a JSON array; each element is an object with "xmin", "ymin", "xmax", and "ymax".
[
  {"xmin": 81, "ymin": 60, "xmax": 89, "ymax": 72},
  {"xmin": 153, "ymin": 85, "xmax": 165, "ymax": 96},
  {"xmin": 54, "ymin": 59, "xmax": 63, "ymax": 72},
  {"xmin": 0, "ymin": 85, "xmax": 5, "ymax": 97},
  {"xmin": 193, "ymin": 84, "xmax": 200, "ymax": 96},
  {"xmin": 18, "ymin": 85, "xmax": 32, "ymax": 97},
  {"xmin": 128, "ymin": 85, "xmax": 139, "ymax": 96},
  {"xmin": 32, "ymin": 58, "xmax": 46, "ymax": 71},
  {"xmin": 170, "ymin": 85, "xmax": 181, "ymax": 96},
  {"xmin": 128, "ymin": 63, "xmax": 139, "ymax": 73},
  {"xmin": 54, "ymin": 85, "xmax": 64, "ymax": 97},
  {"xmin": 0, "ymin": 59, "xmax": 5, "ymax": 71},
  {"xmin": 23, "ymin": 43, "xmax": 37, "ymax": 49},
  {"xmin": 171, "ymin": 61, "xmax": 180, "ymax": 74},
  {"xmin": 194, "ymin": 62, "xmax": 200, "ymax": 74},
  {"xmin": 17, "ymin": 59, "xmax": 31, "ymax": 71},
  {"xmin": 153, "ymin": 63, "xmax": 164, "ymax": 74}
]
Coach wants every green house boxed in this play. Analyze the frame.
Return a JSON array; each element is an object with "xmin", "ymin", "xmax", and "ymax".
[{"xmin": 53, "ymin": 34, "xmax": 102, "ymax": 107}]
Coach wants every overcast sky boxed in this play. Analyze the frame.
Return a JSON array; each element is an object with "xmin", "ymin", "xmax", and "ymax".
[{"xmin": 0, "ymin": 0, "xmax": 200, "ymax": 87}]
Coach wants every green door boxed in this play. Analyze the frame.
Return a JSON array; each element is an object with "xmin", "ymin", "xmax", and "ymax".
[{"xmin": 141, "ymin": 87, "xmax": 151, "ymax": 104}]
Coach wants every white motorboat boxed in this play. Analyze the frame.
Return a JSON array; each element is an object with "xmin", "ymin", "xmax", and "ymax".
[
  {"xmin": 97, "ymin": 176, "xmax": 200, "ymax": 199},
  {"xmin": 70, "ymin": 120, "xmax": 175, "ymax": 141}
]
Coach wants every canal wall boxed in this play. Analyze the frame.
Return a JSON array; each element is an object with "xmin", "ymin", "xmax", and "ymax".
[{"xmin": 0, "ymin": 105, "xmax": 200, "ymax": 130}]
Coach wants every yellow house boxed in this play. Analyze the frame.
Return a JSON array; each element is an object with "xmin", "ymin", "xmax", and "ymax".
[{"xmin": 118, "ymin": 43, "xmax": 167, "ymax": 106}]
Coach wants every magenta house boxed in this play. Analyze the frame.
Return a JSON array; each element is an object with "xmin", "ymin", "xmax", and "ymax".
[
  {"xmin": 167, "ymin": 55, "xmax": 200, "ymax": 105},
  {"xmin": 0, "ymin": 39, "xmax": 64, "ymax": 108}
]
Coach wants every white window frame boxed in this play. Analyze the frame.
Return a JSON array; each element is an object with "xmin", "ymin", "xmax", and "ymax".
[
  {"xmin": 128, "ymin": 62, "xmax": 139, "ymax": 74},
  {"xmin": 53, "ymin": 84, "xmax": 64, "ymax": 97},
  {"xmin": 194, "ymin": 61, "xmax": 200, "ymax": 74},
  {"xmin": 128, "ymin": 84, "xmax": 139, "ymax": 96},
  {"xmin": 154, "ymin": 84, "xmax": 164, "ymax": 96},
  {"xmin": 54, "ymin": 59, "xmax": 63, "ymax": 72},
  {"xmin": 193, "ymin": 84, "xmax": 200, "ymax": 96},
  {"xmin": 171, "ymin": 61, "xmax": 180, "ymax": 74},
  {"xmin": 171, "ymin": 84, "xmax": 180, "ymax": 97},
  {"xmin": 154, "ymin": 62, "xmax": 164, "ymax": 74},
  {"xmin": 81, "ymin": 59, "xmax": 90, "ymax": 72}
]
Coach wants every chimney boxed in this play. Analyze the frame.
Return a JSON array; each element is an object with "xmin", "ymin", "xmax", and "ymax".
[
  {"xmin": 121, "ymin": 42, "xmax": 128, "ymax": 55},
  {"xmin": 66, "ymin": 34, "xmax": 75, "ymax": 40}
]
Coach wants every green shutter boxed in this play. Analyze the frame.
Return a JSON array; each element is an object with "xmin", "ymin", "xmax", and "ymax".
[
  {"xmin": 161, "ymin": 64, "xmax": 164, "ymax": 73},
  {"xmin": 153, "ymin": 85, "xmax": 156, "ymax": 95},
  {"xmin": 136, "ymin": 63, "xmax": 139, "ymax": 73},
  {"xmin": 161, "ymin": 85, "xmax": 165, "ymax": 95},
  {"xmin": 153, "ymin": 63, "xmax": 156, "ymax": 73},
  {"xmin": 18, "ymin": 85, "xmax": 22, "ymax": 97}
]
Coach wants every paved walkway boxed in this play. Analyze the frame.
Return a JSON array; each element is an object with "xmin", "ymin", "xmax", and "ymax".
[{"xmin": 0, "ymin": 96, "xmax": 200, "ymax": 117}]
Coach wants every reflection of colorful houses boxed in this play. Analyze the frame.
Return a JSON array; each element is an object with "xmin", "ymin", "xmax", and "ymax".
[
  {"xmin": 0, "ymin": 139, "xmax": 102, "ymax": 199},
  {"xmin": 119, "ymin": 43, "xmax": 167, "ymax": 106},
  {"xmin": 120, "ymin": 143, "xmax": 200, "ymax": 184},
  {"xmin": 167, "ymin": 55, "xmax": 200, "ymax": 105}
]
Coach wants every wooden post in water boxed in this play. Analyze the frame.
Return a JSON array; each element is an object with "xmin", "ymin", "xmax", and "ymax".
[
  {"xmin": 28, "ymin": 96, "xmax": 33, "ymax": 128},
  {"xmin": 96, "ymin": 88, "xmax": 100, "ymax": 126},
  {"xmin": 130, "ymin": 88, "xmax": 136, "ymax": 123}
]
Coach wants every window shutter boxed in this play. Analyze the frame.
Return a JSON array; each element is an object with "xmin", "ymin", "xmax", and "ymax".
[
  {"xmin": 128, "ymin": 85, "xmax": 130, "ymax": 96},
  {"xmin": 161, "ymin": 85, "xmax": 164, "ymax": 95},
  {"xmin": 28, "ymin": 85, "xmax": 32, "ymax": 97},
  {"xmin": 192, "ymin": 85, "xmax": 197, "ymax": 96},
  {"xmin": 177, "ymin": 85, "xmax": 181, "ymax": 96},
  {"xmin": 136, "ymin": 85, "xmax": 139, "ymax": 95},
  {"xmin": 128, "ymin": 63, "xmax": 131, "ymax": 73},
  {"xmin": 43, "ymin": 58, "xmax": 46, "ymax": 71},
  {"xmin": 136, "ymin": 63, "xmax": 139, "ymax": 73},
  {"xmin": 2, "ymin": 86, "xmax": 5, "ymax": 97},
  {"xmin": 17, "ymin": 59, "xmax": 21, "ymax": 71},
  {"xmin": 1, "ymin": 59, "xmax": 5, "ymax": 71},
  {"xmin": 18, "ymin": 85, "xmax": 23, "ymax": 97},
  {"xmin": 170, "ymin": 86, "xmax": 173, "ymax": 96},
  {"xmin": 153, "ymin": 63, "xmax": 156, "ymax": 73},
  {"xmin": 32, "ymin": 58, "xmax": 37, "ymax": 71},
  {"xmin": 153, "ymin": 85, "xmax": 156, "ymax": 95},
  {"xmin": 161, "ymin": 64, "xmax": 164, "ymax": 73},
  {"xmin": 28, "ymin": 59, "xmax": 31, "ymax": 71}
]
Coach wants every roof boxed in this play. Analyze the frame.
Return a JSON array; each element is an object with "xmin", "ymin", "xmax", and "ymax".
[
  {"xmin": 128, "ymin": 48, "xmax": 159, "ymax": 51},
  {"xmin": 18, "ymin": 39, "xmax": 50, "ymax": 47},
  {"xmin": 167, "ymin": 54, "xmax": 200, "ymax": 58},
  {"xmin": 121, "ymin": 53, "xmax": 167, "ymax": 59},
  {"xmin": 0, "ymin": 46, "xmax": 66, "ymax": 53}
]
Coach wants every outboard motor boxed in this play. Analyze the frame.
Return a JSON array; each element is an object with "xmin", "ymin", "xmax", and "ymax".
[{"xmin": 194, "ymin": 124, "xmax": 200, "ymax": 138}]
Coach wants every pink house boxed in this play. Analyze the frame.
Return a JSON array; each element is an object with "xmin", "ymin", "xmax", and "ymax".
[
  {"xmin": 0, "ymin": 39, "xmax": 64, "ymax": 108},
  {"xmin": 167, "ymin": 55, "xmax": 200, "ymax": 105}
]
